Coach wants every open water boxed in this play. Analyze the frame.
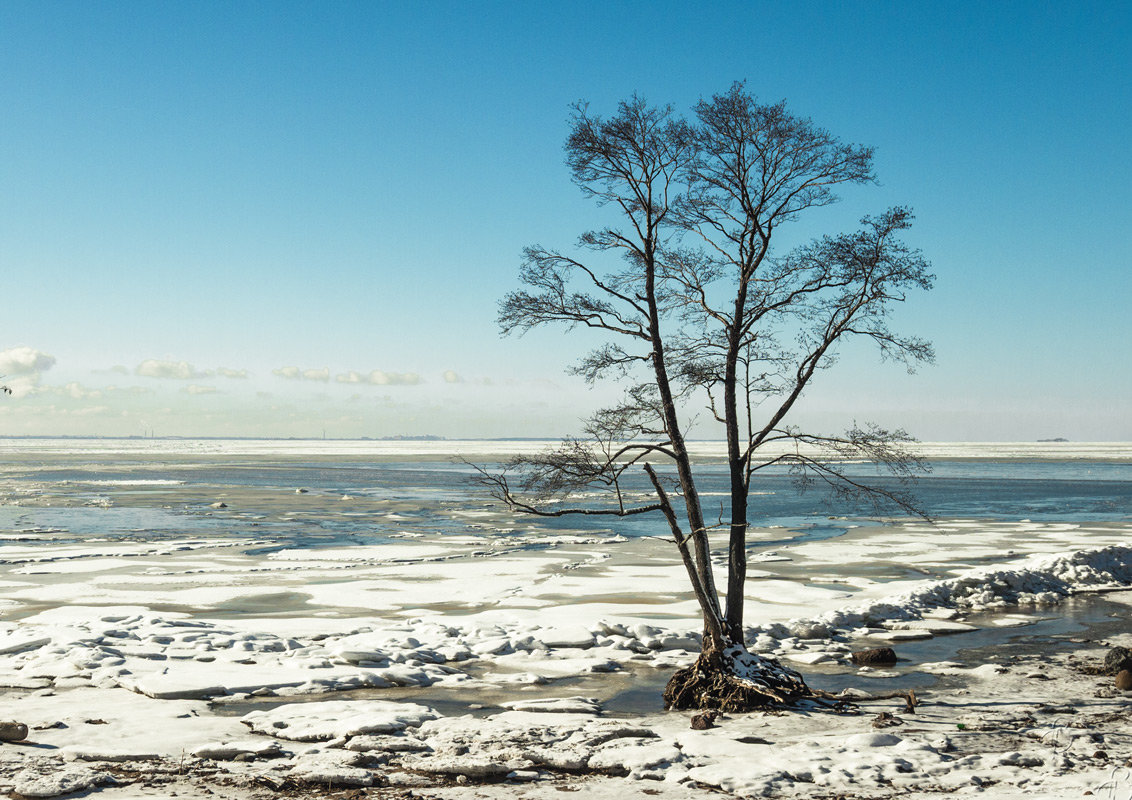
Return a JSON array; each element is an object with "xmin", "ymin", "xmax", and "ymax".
[{"xmin": 0, "ymin": 442, "xmax": 1129, "ymax": 554}]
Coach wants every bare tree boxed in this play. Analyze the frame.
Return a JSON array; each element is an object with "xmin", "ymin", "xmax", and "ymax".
[{"xmin": 475, "ymin": 85, "xmax": 934, "ymax": 710}]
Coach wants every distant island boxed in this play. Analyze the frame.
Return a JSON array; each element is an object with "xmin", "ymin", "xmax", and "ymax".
[{"xmin": 1037, "ymin": 438, "xmax": 1069, "ymax": 443}]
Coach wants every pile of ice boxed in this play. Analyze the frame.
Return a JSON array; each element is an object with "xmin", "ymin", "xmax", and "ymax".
[
  {"xmin": 753, "ymin": 544, "xmax": 1132, "ymax": 642},
  {"xmin": 0, "ymin": 611, "xmax": 700, "ymax": 701},
  {"xmin": 1, "ymin": 546, "xmax": 1130, "ymax": 703}
]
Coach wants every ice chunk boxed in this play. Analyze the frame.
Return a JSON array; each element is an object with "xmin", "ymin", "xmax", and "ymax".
[{"xmin": 242, "ymin": 699, "xmax": 438, "ymax": 741}]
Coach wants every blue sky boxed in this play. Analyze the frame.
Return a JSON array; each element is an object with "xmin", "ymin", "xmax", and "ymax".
[{"xmin": 1, "ymin": 1, "xmax": 1128, "ymax": 440}]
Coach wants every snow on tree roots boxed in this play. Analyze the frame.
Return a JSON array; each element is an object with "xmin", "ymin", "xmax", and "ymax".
[{"xmin": 663, "ymin": 643, "xmax": 822, "ymax": 712}]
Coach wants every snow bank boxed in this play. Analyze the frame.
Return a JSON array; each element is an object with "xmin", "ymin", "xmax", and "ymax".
[{"xmin": 758, "ymin": 545, "xmax": 1132, "ymax": 641}]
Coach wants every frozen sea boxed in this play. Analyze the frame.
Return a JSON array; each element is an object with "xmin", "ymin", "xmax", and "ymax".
[
  {"xmin": 3, "ymin": 439, "xmax": 1132, "ymax": 799},
  {"xmin": 0, "ymin": 437, "xmax": 1129, "ymax": 630},
  {"xmin": 0, "ymin": 439, "xmax": 1127, "ymax": 566}
]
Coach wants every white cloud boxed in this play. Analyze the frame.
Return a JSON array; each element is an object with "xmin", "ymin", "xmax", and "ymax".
[
  {"xmin": 0, "ymin": 346, "xmax": 56, "ymax": 376},
  {"xmin": 61, "ymin": 382, "xmax": 102, "ymax": 400},
  {"xmin": 3, "ymin": 376, "xmax": 39, "ymax": 399},
  {"xmin": 135, "ymin": 359, "xmax": 213, "ymax": 380},
  {"xmin": 273, "ymin": 366, "xmax": 330, "ymax": 382},
  {"xmin": 105, "ymin": 385, "xmax": 155, "ymax": 396},
  {"xmin": 0, "ymin": 347, "xmax": 56, "ymax": 398},
  {"xmin": 443, "ymin": 370, "xmax": 464, "ymax": 384},
  {"xmin": 336, "ymin": 370, "xmax": 421, "ymax": 386},
  {"xmin": 217, "ymin": 367, "xmax": 248, "ymax": 379},
  {"xmin": 183, "ymin": 384, "xmax": 219, "ymax": 395},
  {"xmin": 17, "ymin": 381, "xmax": 157, "ymax": 403}
]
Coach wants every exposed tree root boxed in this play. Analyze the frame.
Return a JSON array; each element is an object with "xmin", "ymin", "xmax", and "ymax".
[{"xmin": 663, "ymin": 642, "xmax": 845, "ymax": 712}]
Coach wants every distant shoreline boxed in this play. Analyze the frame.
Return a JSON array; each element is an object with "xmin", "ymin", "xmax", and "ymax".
[{"xmin": 1, "ymin": 437, "xmax": 1130, "ymax": 462}]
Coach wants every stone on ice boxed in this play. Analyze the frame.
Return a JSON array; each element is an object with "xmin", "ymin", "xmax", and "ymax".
[
  {"xmin": 0, "ymin": 720, "xmax": 29, "ymax": 741},
  {"xmin": 850, "ymin": 647, "xmax": 898, "ymax": 666},
  {"xmin": 1104, "ymin": 646, "xmax": 1132, "ymax": 674}
]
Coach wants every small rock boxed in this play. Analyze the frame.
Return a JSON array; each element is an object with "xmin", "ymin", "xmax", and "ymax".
[
  {"xmin": 1115, "ymin": 670, "xmax": 1132, "ymax": 691},
  {"xmin": 851, "ymin": 647, "xmax": 898, "ymax": 666},
  {"xmin": 209, "ymin": 502, "xmax": 227, "ymax": 508},
  {"xmin": 0, "ymin": 721, "xmax": 28, "ymax": 742},
  {"xmin": 1104, "ymin": 646, "xmax": 1132, "ymax": 675},
  {"xmin": 31, "ymin": 722, "xmax": 66, "ymax": 731},
  {"xmin": 690, "ymin": 711, "xmax": 718, "ymax": 730},
  {"xmin": 872, "ymin": 712, "xmax": 904, "ymax": 729}
]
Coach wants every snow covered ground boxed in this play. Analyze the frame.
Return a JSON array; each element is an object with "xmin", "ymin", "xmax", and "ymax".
[{"xmin": 1, "ymin": 440, "xmax": 1130, "ymax": 798}]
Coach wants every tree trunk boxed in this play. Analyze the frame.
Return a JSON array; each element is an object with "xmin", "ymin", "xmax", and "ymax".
[
  {"xmin": 722, "ymin": 302, "xmax": 748, "ymax": 642},
  {"xmin": 724, "ymin": 457, "xmax": 748, "ymax": 641},
  {"xmin": 642, "ymin": 236, "xmax": 722, "ymax": 625}
]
